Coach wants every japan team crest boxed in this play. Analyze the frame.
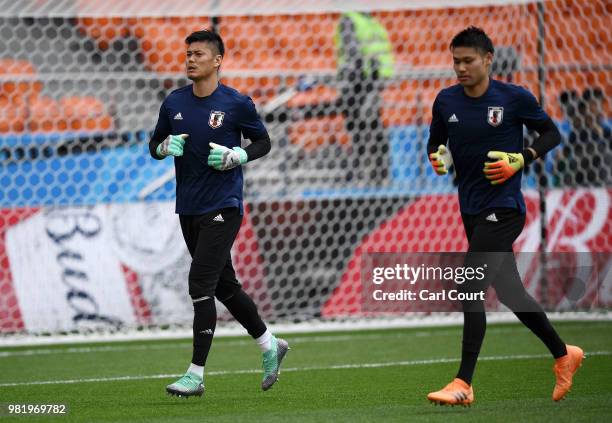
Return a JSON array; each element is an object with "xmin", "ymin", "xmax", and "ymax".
[
  {"xmin": 208, "ymin": 111, "xmax": 225, "ymax": 129},
  {"xmin": 487, "ymin": 106, "xmax": 504, "ymax": 127}
]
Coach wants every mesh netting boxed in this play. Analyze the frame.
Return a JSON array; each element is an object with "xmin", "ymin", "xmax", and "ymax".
[{"xmin": 0, "ymin": 0, "xmax": 610, "ymax": 335}]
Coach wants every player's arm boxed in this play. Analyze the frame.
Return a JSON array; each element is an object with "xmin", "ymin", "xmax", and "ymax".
[
  {"xmin": 208, "ymin": 97, "xmax": 271, "ymax": 171},
  {"xmin": 148, "ymin": 103, "xmax": 189, "ymax": 160},
  {"xmin": 521, "ymin": 117, "xmax": 561, "ymax": 164},
  {"xmin": 484, "ymin": 88, "xmax": 561, "ymax": 185},
  {"xmin": 243, "ymin": 135, "xmax": 271, "ymax": 160},
  {"xmin": 427, "ymin": 96, "xmax": 452, "ymax": 175}
]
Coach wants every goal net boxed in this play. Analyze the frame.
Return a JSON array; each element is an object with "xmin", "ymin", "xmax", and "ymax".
[{"xmin": 0, "ymin": 0, "xmax": 610, "ymax": 341}]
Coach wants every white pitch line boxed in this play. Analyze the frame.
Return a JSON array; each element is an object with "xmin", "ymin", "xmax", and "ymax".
[
  {"xmin": 0, "ymin": 334, "xmax": 406, "ymax": 358},
  {"xmin": 1, "ymin": 325, "xmax": 596, "ymax": 358},
  {"xmin": 0, "ymin": 351, "xmax": 609, "ymax": 388}
]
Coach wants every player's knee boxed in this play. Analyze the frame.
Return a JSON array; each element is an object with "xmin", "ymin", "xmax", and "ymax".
[
  {"xmin": 497, "ymin": 289, "xmax": 540, "ymax": 312},
  {"xmin": 496, "ymin": 289, "xmax": 518, "ymax": 310},
  {"xmin": 188, "ymin": 278, "xmax": 217, "ymax": 298},
  {"xmin": 191, "ymin": 295, "xmax": 213, "ymax": 305},
  {"xmin": 191, "ymin": 296, "xmax": 214, "ymax": 321},
  {"xmin": 216, "ymin": 285, "xmax": 242, "ymax": 303},
  {"xmin": 457, "ymin": 285, "xmax": 486, "ymax": 313},
  {"xmin": 188, "ymin": 263, "xmax": 220, "ymax": 298}
]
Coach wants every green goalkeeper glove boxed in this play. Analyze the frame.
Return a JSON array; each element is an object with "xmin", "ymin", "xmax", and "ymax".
[
  {"xmin": 156, "ymin": 134, "xmax": 188, "ymax": 158},
  {"xmin": 483, "ymin": 151, "xmax": 524, "ymax": 185},
  {"xmin": 429, "ymin": 144, "xmax": 453, "ymax": 175},
  {"xmin": 208, "ymin": 142, "xmax": 248, "ymax": 171}
]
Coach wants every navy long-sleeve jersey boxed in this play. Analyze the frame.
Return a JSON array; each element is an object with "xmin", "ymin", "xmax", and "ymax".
[
  {"xmin": 428, "ymin": 79, "xmax": 550, "ymax": 215},
  {"xmin": 150, "ymin": 84, "xmax": 269, "ymax": 215}
]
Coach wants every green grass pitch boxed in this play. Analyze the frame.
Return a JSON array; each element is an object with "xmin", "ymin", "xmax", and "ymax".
[{"xmin": 0, "ymin": 320, "xmax": 611, "ymax": 422}]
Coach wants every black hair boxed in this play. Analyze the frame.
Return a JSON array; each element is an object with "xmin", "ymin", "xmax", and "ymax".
[
  {"xmin": 185, "ymin": 29, "xmax": 225, "ymax": 57},
  {"xmin": 450, "ymin": 26, "xmax": 494, "ymax": 55}
]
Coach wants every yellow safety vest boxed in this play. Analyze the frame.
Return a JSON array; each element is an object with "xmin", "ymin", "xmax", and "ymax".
[{"xmin": 335, "ymin": 12, "xmax": 395, "ymax": 78}]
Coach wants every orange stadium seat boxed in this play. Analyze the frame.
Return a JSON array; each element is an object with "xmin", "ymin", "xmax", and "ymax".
[
  {"xmin": 132, "ymin": 17, "xmax": 211, "ymax": 73},
  {"xmin": 0, "ymin": 58, "xmax": 36, "ymax": 74},
  {"xmin": 0, "ymin": 59, "xmax": 42, "ymax": 104},
  {"xmin": 220, "ymin": 75, "xmax": 293, "ymax": 104},
  {"xmin": 0, "ymin": 95, "xmax": 26, "ymax": 133},
  {"xmin": 59, "ymin": 96, "xmax": 114, "ymax": 132},
  {"xmin": 0, "ymin": 59, "xmax": 41, "ymax": 133},
  {"xmin": 380, "ymin": 80, "xmax": 444, "ymax": 126},
  {"xmin": 28, "ymin": 96, "xmax": 115, "ymax": 133},
  {"xmin": 286, "ymin": 85, "xmax": 338, "ymax": 108},
  {"xmin": 28, "ymin": 96, "xmax": 66, "ymax": 132},
  {"xmin": 377, "ymin": 6, "xmax": 530, "ymax": 69},
  {"xmin": 220, "ymin": 14, "xmax": 337, "ymax": 71},
  {"xmin": 373, "ymin": 1, "xmax": 610, "ymax": 123},
  {"xmin": 544, "ymin": 1, "xmax": 611, "ymax": 67},
  {"xmin": 288, "ymin": 116, "xmax": 350, "ymax": 152},
  {"xmin": 75, "ymin": 17, "xmax": 131, "ymax": 50}
]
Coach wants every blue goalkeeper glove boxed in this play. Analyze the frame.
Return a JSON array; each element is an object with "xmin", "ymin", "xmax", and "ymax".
[
  {"xmin": 156, "ymin": 134, "xmax": 188, "ymax": 158},
  {"xmin": 208, "ymin": 142, "xmax": 248, "ymax": 171}
]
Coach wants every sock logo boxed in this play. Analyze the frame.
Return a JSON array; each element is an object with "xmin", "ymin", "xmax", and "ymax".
[{"xmin": 199, "ymin": 329, "xmax": 214, "ymax": 335}]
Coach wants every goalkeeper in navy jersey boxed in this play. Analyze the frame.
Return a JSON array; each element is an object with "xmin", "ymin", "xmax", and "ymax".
[
  {"xmin": 425, "ymin": 27, "xmax": 583, "ymax": 406},
  {"xmin": 149, "ymin": 29, "xmax": 288, "ymax": 398}
]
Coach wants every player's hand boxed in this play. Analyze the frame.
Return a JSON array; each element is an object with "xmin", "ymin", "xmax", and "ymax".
[
  {"xmin": 156, "ymin": 134, "xmax": 188, "ymax": 158},
  {"xmin": 483, "ymin": 151, "xmax": 524, "ymax": 185},
  {"xmin": 429, "ymin": 144, "xmax": 452, "ymax": 175},
  {"xmin": 208, "ymin": 142, "xmax": 248, "ymax": 171}
]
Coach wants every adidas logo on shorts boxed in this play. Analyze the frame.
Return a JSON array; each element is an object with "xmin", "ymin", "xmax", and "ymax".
[
  {"xmin": 485, "ymin": 213, "xmax": 498, "ymax": 222},
  {"xmin": 213, "ymin": 214, "xmax": 224, "ymax": 222}
]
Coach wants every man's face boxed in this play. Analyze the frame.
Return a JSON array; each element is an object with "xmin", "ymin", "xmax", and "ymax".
[
  {"xmin": 186, "ymin": 41, "xmax": 222, "ymax": 81},
  {"xmin": 452, "ymin": 47, "xmax": 492, "ymax": 88}
]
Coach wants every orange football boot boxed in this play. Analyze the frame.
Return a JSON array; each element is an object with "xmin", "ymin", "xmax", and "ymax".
[
  {"xmin": 553, "ymin": 345, "xmax": 584, "ymax": 401},
  {"xmin": 427, "ymin": 378, "xmax": 474, "ymax": 406}
]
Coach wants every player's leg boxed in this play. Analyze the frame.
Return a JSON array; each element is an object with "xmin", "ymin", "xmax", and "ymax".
[
  {"xmin": 364, "ymin": 79, "xmax": 389, "ymax": 184},
  {"xmin": 428, "ymin": 256, "xmax": 488, "ymax": 406},
  {"xmin": 428, "ymin": 213, "xmax": 483, "ymax": 406},
  {"xmin": 342, "ymin": 80, "xmax": 368, "ymax": 183},
  {"xmin": 492, "ymin": 251, "xmax": 567, "ymax": 356},
  {"xmin": 456, "ymin": 211, "xmax": 527, "ymax": 385},
  {"xmin": 179, "ymin": 214, "xmax": 198, "ymax": 257},
  {"xmin": 428, "ymin": 209, "xmax": 527, "ymax": 405},
  {"xmin": 166, "ymin": 209, "xmax": 242, "ymax": 397},
  {"xmin": 216, "ymin": 252, "xmax": 290, "ymax": 391},
  {"xmin": 459, "ymin": 209, "xmax": 528, "ymax": 382},
  {"xmin": 491, "ymin": 225, "xmax": 583, "ymax": 401}
]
